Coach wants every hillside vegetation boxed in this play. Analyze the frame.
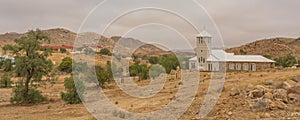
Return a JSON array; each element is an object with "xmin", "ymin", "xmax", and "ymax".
[
  {"xmin": 0, "ymin": 28, "xmax": 172, "ymax": 57},
  {"xmin": 226, "ymin": 37, "xmax": 300, "ymax": 59}
]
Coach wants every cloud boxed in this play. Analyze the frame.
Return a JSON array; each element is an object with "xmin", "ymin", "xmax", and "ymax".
[{"xmin": 0, "ymin": 0, "xmax": 299, "ymax": 48}]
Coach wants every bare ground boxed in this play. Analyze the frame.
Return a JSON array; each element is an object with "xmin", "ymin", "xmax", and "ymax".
[{"xmin": 1, "ymin": 68, "xmax": 300, "ymax": 120}]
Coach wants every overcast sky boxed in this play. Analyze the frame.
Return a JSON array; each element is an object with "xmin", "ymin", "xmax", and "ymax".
[{"xmin": 0, "ymin": 0, "xmax": 299, "ymax": 48}]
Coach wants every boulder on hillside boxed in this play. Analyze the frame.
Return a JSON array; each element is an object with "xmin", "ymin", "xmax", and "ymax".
[
  {"xmin": 251, "ymin": 99, "xmax": 269, "ymax": 111},
  {"xmin": 272, "ymin": 89, "xmax": 288, "ymax": 103},
  {"xmin": 249, "ymin": 85, "xmax": 265, "ymax": 98},
  {"xmin": 230, "ymin": 87, "xmax": 240, "ymax": 96},
  {"xmin": 287, "ymin": 86, "xmax": 300, "ymax": 95},
  {"xmin": 288, "ymin": 93, "xmax": 300, "ymax": 105},
  {"xmin": 292, "ymin": 76, "xmax": 300, "ymax": 83},
  {"xmin": 267, "ymin": 100, "xmax": 288, "ymax": 110},
  {"xmin": 264, "ymin": 92, "xmax": 274, "ymax": 100},
  {"xmin": 282, "ymin": 81, "xmax": 292, "ymax": 89}
]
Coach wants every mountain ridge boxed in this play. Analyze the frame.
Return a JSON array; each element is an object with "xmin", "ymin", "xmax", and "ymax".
[{"xmin": 226, "ymin": 37, "xmax": 300, "ymax": 59}]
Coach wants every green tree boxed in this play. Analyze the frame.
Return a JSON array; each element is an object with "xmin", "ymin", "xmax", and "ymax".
[
  {"xmin": 59, "ymin": 57, "xmax": 73, "ymax": 73},
  {"xmin": 61, "ymin": 76, "xmax": 84, "ymax": 104},
  {"xmin": 158, "ymin": 55, "xmax": 180, "ymax": 74},
  {"xmin": 95, "ymin": 66, "xmax": 110, "ymax": 87},
  {"xmin": 60, "ymin": 48, "xmax": 67, "ymax": 53},
  {"xmin": 129, "ymin": 63, "xmax": 140, "ymax": 77},
  {"xmin": 100, "ymin": 48, "xmax": 112, "ymax": 56},
  {"xmin": 129, "ymin": 63, "xmax": 149, "ymax": 80},
  {"xmin": 3, "ymin": 59, "xmax": 12, "ymax": 72},
  {"xmin": 3, "ymin": 29, "xmax": 53, "ymax": 104},
  {"xmin": 149, "ymin": 56, "xmax": 159, "ymax": 64},
  {"xmin": 275, "ymin": 54, "xmax": 297, "ymax": 68},
  {"xmin": 0, "ymin": 74, "xmax": 12, "ymax": 88},
  {"xmin": 106, "ymin": 61, "xmax": 114, "ymax": 81},
  {"xmin": 138, "ymin": 64, "xmax": 149, "ymax": 80}
]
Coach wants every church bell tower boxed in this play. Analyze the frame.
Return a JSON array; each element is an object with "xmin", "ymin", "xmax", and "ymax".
[{"xmin": 196, "ymin": 31, "xmax": 212, "ymax": 71}]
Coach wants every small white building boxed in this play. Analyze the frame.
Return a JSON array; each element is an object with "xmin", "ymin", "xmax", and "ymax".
[{"xmin": 0, "ymin": 55, "xmax": 15, "ymax": 63}]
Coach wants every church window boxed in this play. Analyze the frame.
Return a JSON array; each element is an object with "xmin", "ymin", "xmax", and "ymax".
[
  {"xmin": 243, "ymin": 63, "xmax": 249, "ymax": 71},
  {"xmin": 236, "ymin": 63, "xmax": 241, "ymax": 70},
  {"xmin": 229, "ymin": 63, "xmax": 235, "ymax": 70}
]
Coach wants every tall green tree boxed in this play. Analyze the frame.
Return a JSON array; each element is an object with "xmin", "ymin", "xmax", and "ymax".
[{"xmin": 3, "ymin": 29, "xmax": 53, "ymax": 104}]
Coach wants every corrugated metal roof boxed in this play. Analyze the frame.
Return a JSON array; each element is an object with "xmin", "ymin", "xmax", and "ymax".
[
  {"xmin": 189, "ymin": 56, "xmax": 197, "ymax": 61},
  {"xmin": 226, "ymin": 55, "xmax": 275, "ymax": 63},
  {"xmin": 189, "ymin": 49, "xmax": 275, "ymax": 63}
]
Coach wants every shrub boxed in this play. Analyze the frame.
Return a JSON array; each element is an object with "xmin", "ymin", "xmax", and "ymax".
[
  {"xmin": 59, "ymin": 57, "xmax": 73, "ymax": 73},
  {"xmin": 158, "ymin": 55, "xmax": 180, "ymax": 74},
  {"xmin": 100, "ymin": 48, "xmax": 112, "ymax": 56},
  {"xmin": 149, "ymin": 64, "xmax": 165, "ymax": 78},
  {"xmin": 0, "ymin": 58, "xmax": 4, "ymax": 68},
  {"xmin": 0, "ymin": 74, "xmax": 12, "ymax": 88},
  {"xmin": 3, "ymin": 59, "xmax": 12, "ymax": 72},
  {"xmin": 60, "ymin": 48, "xmax": 67, "ymax": 53},
  {"xmin": 263, "ymin": 55, "xmax": 272, "ymax": 59},
  {"xmin": 149, "ymin": 56, "xmax": 159, "ymax": 64},
  {"xmin": 96, "ymin": 66, "xmax": 111, "ymax": 87},
  {"xmin": 10, "ymin": 81, "xmax": 45, "ymax": 104},
  {"xmin": 129, "ymin": 64, "xmax": 149, "ymax": 80},
  {"xmin": 61, "ymin": 76, "xmax": 84, "ymax": 104},
  {"xmin": 274, "ymin": 54, "xmax": 297, "ymax": 68}
]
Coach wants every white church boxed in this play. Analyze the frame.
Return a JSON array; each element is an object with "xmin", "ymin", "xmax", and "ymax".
[{"xmin": 189, "ymin": 31, "xmax": 275, "ymax": 71}]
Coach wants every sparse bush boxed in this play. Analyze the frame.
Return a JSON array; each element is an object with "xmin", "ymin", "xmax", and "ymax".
[
  {"xmin": 112, "ymin": 110, "xmax": 126, "ymax": 119},
  {"xmin": 275, "ymin": 54, "xmax": 297, "ymax": 68},
  {"xmin": 158, "ymin": 55, "xmax": 180, "ymax": 74},
  {"xmin": 59, "ymin": 57, "xmax": 72, "ymax": 73},
  {"xmin": 0, "ymin": 58, "xmax": 4, "ymax": 69},
  {"xmin": 263, "ymin": 55, "xmax": 272, "ymax": 59},
  {"xmin": 3, "ymin": 59, "xmax": 12, "ymax": 72},
  {"xmin": 149, "ymin": 64, "xmax": 165, "ymax": 79},
  {"xmin": 10, "ymin": 81, "xmax": 45, "ymax": 104},
  {"xmin": 60, "ymin": 48, "xmax": 67, "ymax": 53},
  {"xmin": 0, "ymin": 74, "xmax": 12, "ymax": 88},
  {"xmin": 61, "ymin": 76, "xmax": 84, "ymax": 104},
  {"xmin": 96, "ymin": 66, "xmax": 111, "ymax": 88},
  {"xmin": 100, "ymin": 48, "xmax": 112, "ymax": 56},
  {"xmin": 129, "ymin": 63, "xmax": 149, "ymax": 80},
  {"xmin": 149, "ymin": 56, "xmax": 159, "ymax": 64}
]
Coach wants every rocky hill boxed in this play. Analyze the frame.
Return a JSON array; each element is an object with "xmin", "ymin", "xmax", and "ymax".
[
  {"xmin": 0, "ymin": 28, "xmax": 172, "ymax": 57},
  {"xmin": 226, "ymin": 37, "xmax": 300, "ymax": 59}
]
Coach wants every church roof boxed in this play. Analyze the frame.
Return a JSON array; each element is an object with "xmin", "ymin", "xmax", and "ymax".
[
  {"xmin": 189, "ymin": 49, "xmax": 275, "ymax": 63},
  {"xmin": 197, "ymin": 31, "xmax": 212, "ymax": 37}
]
